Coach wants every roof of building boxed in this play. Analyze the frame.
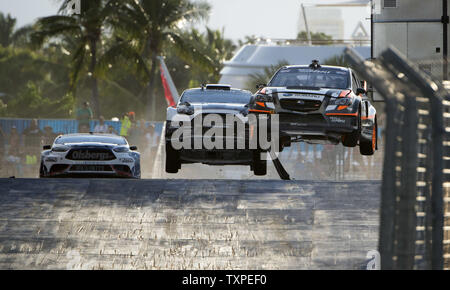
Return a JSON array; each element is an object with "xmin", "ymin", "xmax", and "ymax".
[
  {"xmin": 221, "ymin": 45, "xmax": 371, "ymax": 73},
  {"xmin": 219, "ymin": 44, "xmax": 370, "ymax": 89}
]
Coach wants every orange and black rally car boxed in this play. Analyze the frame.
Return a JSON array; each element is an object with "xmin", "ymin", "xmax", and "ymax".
[{"xmin": 250, "ymin": 60, "xmax": 377, "ymax": 156}]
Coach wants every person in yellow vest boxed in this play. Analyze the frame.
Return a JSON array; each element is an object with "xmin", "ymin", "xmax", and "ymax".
[
  {"xmin": 120, "ymin": 113, "xmax": 132, "ymax": 137},
  {"xmin": 25, "ymin": 154, "xmax": 37, "ymax": 166}
]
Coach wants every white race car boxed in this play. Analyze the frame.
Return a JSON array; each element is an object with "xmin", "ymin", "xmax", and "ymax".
[{"xmin": 39, "ymin": 133, "xmax": 141, "ymax": 179}]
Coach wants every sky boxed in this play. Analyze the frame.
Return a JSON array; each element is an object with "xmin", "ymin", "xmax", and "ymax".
[{"xmin": 0, "ymin": 0, "xmax": 371, "ymax": 41}]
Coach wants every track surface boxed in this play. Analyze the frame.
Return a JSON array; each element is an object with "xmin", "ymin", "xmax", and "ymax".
[{"xmin": 0, "ymin": 178, "xmax": 380, "ymax": 270}]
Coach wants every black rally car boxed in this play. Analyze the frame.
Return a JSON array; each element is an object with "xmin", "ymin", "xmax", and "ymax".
[
  {"xmin": 165, "ymin": 84, "xmax": 268, "ymax": 175},
  {"xmin": 249, "ymin": 60, "xmax": 377, "ymax": 155}
]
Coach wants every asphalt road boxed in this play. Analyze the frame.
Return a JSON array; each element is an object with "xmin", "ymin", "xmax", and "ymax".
[{"xmin": 0, "ymin": 178, "xmax": 380, "ymax": 270}]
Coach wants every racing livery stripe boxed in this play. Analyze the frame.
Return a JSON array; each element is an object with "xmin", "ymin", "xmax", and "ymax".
[
  {"xmin": 249, "ymin": 109, "xmax": 274, "ymax": 114},
  {"xmin": 325, "ymin": 112, "xmax": 359, "ymax": 116}
]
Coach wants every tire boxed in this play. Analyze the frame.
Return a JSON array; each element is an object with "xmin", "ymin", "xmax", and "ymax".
[
  {"xmin": 342, "ymin": 110, "xmax": 361, "ymax": 147},
  {"xmin": 39, "ymin": 162, "xmax": 46, "ymax": 178},
  {"xmin": 252, "ymin": 151, "xmax": 267, "ymax": 176},
  {"xmin": 134, "ymin": 162, "xmax": 141, "ymax": 179},
  {"xmin": 342, "ymin": 130, "xmax": 359, "ymax": 147},
  {"xmin": 165, "ymin": 143, "xmax": 180, "ymax": 174},
  {"xmin": 360, "ymin": 123, "xmax": 377, "ymax": 156}
]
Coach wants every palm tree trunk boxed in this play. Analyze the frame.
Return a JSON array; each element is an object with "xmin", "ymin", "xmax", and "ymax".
[
  {"xmin": 145, "ymin": 52, "xmax": 158, "ymax": 120},
  {"xmin": 89, "ymin": 38, "xmax": 101, "ymax": 118}
]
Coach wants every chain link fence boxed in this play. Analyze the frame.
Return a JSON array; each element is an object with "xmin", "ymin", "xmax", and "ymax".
[{"xmin": 346, "ymin": 46, "xmax": 449, "ymax": 270}]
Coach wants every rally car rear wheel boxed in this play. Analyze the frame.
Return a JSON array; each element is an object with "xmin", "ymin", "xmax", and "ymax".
[
  {"xmin": 165, "ymin": 143, "xmax": 181, "ymax": 174},
  {"xmin": 360, "ymin": 123, "xmax": 377, "ymax": 156},
  {"xmin": 252, "ymin": 151, "xmax": 267, "ymax": 176}
]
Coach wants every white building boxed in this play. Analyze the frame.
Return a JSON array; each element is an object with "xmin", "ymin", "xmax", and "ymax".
[
  {"xmin": 219, "ymin": 45, "xmax": 371, "ymax": 89},
  {"xmin": 374, "ymin": 0, "xmax": 449, "ymax": 80},
  {"xmin": 298, "ymin": 7, "xmax": 345, "ymax": 41},
  {"xmin": 298, "ymin": 0, "xmax": 371, "ymax": 41}
]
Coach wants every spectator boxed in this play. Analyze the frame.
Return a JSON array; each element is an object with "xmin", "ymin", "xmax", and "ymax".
[
  {"xmin": 23, "ymin": 119, "xmax": 42, "ymax": 176},
  {"xmin": 137, "ymin": 120, "xmax": 147, "ymax": 149},
  {"xmin": 0, "ymin": 125, "xmax": 5, "ymax": 174},
  {"xmin": 146, "ymin": 124, "xmax": 159, "ymax": 150},
  {"xmin": 144, "ymin": 124, "xmax": 159, "ymax": 169},
  {"xmin": 23, "ymin": 119, "xmax": 43, "ymax": 151},
  {"xmin": 94, "ymin": 116, "xmax": 109, "ymax": 133},
  {"xmin": 128, "ymin": 111, "xmax": 136, "ymax": 123},
  {"xmin": 120, "ymin": 112, "xmax": 132, "ymax": 137},
  {"xmin": 77, "ymin": 102, "xmax": 93, "ymax": 133},
  {"xmin": 6, "ymin": 126, "xmax": 22, "ymax": 177},
  {"xmin": 108, "ymin": 125, "xmax": 119, "ymax": 135},
  {"xmin": 127, "ymin": 121, "xmax": 141, "ymax": 146},
  {"xmin": 42, "ymin": 126, "xmax": 57, "ymax": 146}
]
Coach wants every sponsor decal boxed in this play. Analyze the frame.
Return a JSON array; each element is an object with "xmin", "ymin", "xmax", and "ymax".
[
  {"xmin": 71, "ymin": 150, "xmax": 112, "ymax": 161},
  {"xmin": 282, "ymin": 94, "xmax": 324, "ymax": 101},
  {"xmin": 329, "ymin": 117, "xmax": 346, "ymax": 124}
]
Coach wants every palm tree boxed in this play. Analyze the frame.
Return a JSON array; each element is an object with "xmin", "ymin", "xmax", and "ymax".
[
  {"xmin": 245, "ymin": 60, "xmax": 290, "ymax": 91},
  {"xmin": 180, "ymin": 27, "xmax": 236, "ymax": 85},
  {"xmin": 105, "ymin": 0, "xmax": 213, "ymax": 119},
  {"xmin": 323, "ymin": 54, "xmax": 351, "ymax": 67},
  {"xmin": 0, "ymin": 13, "xmax": 17, "ymax": 47},
  {"xmin": 0, "ymin": 12, "xmax": 33, "ymax": 48},
  {"xmin": 32, "ymin": 0, "xmax": 117, "ymax": 117},
  {"xmin": 297, "ymin": 31, "xmax": 334, "ymax": 46}
]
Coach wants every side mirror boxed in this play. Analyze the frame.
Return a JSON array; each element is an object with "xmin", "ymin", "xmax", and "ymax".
[
  {"xmin": 256, "ymin": 84, "xmax": 267, "ymax": 90},
  {"xmin": 43, "ymin": 145, "xmax": 51, "ymax": 150},
  {"xmin": 130, "ymin": 146, "xmax": 138, "ymax": 151},
  {"xmin": 356, "ymin": 88, "xmax": 367, "ymax": 96}
]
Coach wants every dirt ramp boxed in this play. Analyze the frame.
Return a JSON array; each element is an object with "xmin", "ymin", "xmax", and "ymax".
[{"xmin": 0, "ymin": 179, "xmax": 380, "ymax": 269}]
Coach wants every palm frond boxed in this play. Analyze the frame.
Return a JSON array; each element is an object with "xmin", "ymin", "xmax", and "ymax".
[
  {"xmin": 167, "ymin": 31, "xmax": 214, "ymax": 73},
  {"xmin": 101, "ymin": 78, "xmax": 144, "ymax": 104},
  {"xmin": 97, "ymin": 39, "xmax": 151, "ymax": 79},
  {"xmin": 246, "ymin": 60, "xmax": 290, "ymax": 91},
  {"xmin": 31, "ymin": 15, "xmax": 81, "ymax": 48},
  {"xmin": 70, "ymin": 40, "xmax": 88, "ymax": 89},
  {"xmin": 182, "ymin": 0, "xmax": 211, "ymax": 23}
]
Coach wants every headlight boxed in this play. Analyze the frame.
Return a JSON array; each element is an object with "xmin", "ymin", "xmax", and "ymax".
[
  {"xmin": 45, "ymin": 157, "xmax": 58, "ymax": 162},
  {"xmin": 328, "ymin": 91, "xmax": 341, "ymax": 98},
  {"xmin": 52, "ymin": 146, "xmax": 69, "ymax": 152},
  {"xmin": 113, "ymin": 146, "xmax": 130, "ymax": 153},
  {"xmin": 177, "ymin": 106, "xmax": 194, "ymax": 115},
  {"xmin": 168, "ymin": 121, "xmax": 182, "ymax": 128},
  {"xmin": 255, "ymin": 94, "xmax": 273, "ymax": 103},
  {"xmin": 334, "ymin": 98, "xmax": 352, "ymax": 106}
]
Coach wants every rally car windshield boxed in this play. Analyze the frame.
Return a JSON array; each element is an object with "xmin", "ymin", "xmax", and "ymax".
[
  {"xmin": 180, "ymin": 90, "xmax": 252, "ymax": 104},
  {"xmin": 269, "ymin": 67, "xmax": 350, "ymax": 89},
  {"xmin": 55, "ymin": 135, "xmax": 127, "ymax": 145}
]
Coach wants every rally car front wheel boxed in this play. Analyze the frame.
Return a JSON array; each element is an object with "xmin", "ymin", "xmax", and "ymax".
[
  {"xmin": 39, "ymin": 162, "xmax": 47, "ymax": 178},
  {"xmin": 342, "ymin": 130, "xmax": 359, "ymax": 148},
  {"xmin": 165, "ymin": 143, "xmax": 181, "ymax": 174},
  {"xmin": 252, "ymin": 151, "xmax": 267, "ymax": 176},
  {"xmin": 342, "ymin": 109, "xmax": 361, "ymax": 148}
]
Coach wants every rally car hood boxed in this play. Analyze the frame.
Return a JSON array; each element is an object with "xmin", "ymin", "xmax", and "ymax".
[
  {"xmin": 167, "ymin": 102, "xmax": 249, "ymax": 121},
  {"xmin": 57, "ymin": 142, "xmax": 124, "ymax": 149},
  {"xmin": 187, "ymin": 102, "xmax": 248, "ymax": 114},
  {"xmin": 264, "ymin": 87, "xmax": 343, "ymax": 98}
]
